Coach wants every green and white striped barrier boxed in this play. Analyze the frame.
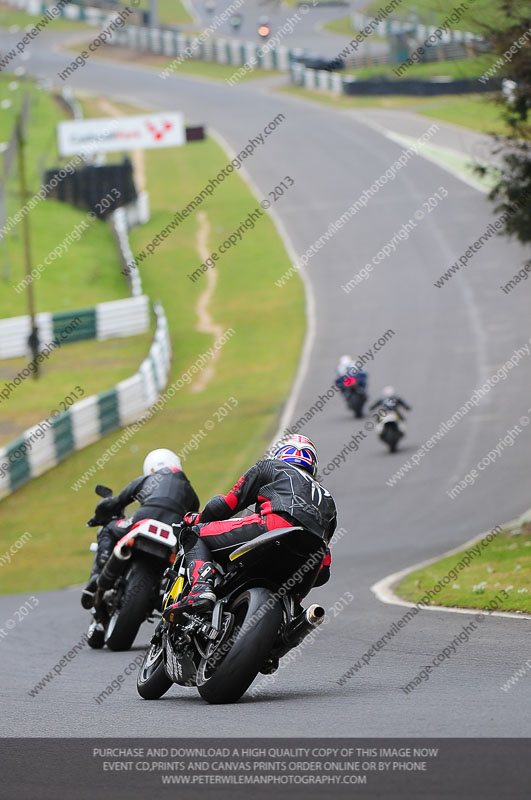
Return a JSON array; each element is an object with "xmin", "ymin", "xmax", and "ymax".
[
  {"xmin": 290, "ymin": 63, "xmax": 346, "ymax": 94},
  {"xmin": 0, "ymin": 301, "xmax": 171, "ymax": 498},
  {"xmin": 0, "ymin": 295, "xmax": 150, "ymax": 360},
  {"xmin": 109, "ymin": 24, "xmax": 295, "ymax": 72}
]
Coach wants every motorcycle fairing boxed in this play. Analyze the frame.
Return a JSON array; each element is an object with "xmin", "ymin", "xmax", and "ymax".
[{"xmin": 228, "ymin": 526, "xmax": 304, "ymax": 561}]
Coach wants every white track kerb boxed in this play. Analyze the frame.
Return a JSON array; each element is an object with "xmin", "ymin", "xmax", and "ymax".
[{"xmin": 372, "ymin": 507, "xmax": 531, "ymax": 621}]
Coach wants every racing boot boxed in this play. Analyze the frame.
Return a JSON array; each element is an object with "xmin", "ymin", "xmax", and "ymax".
[
  {"xmin": 81, "ymin": 574, "xmax": 100, "ymax": 610},
  {"xmin": 163, "ymin": 561, "xmax": 216, "ymax": 620},
  {"xmin": 81, "ymin": 546, "xmax": 111, "ymax": 609}
]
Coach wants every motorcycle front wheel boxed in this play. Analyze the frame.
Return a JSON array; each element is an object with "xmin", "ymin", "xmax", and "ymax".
[{"xmin": 196, "ymin": 587, "xmax": 282, "ymax": 705}]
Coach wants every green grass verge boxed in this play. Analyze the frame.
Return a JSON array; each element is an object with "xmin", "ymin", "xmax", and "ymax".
[
  {"xmin": 0, "ymin": 198, "xmax": 131, "ymax": 319},
  {"xmin": 362, "ymin": 0, "xmax": 511, "ymax": 34},
  {"xmin": 278, "ymin": 85, "xmax": 509, "ymax": 135},
  {"xmin": 322, "ymin": 14, "xmax": 384, "ymax": 41},
  {"xmin": 344, "ymin": 55, "xmax": 495, "ymax": 81},
  {"xmin": 395, "ymin": 519, "xmax": 531, "ymax": 613},
  {"xmin": 0, "ymin": 96, "xmax": 304, "ymax": 595},
  {"xmin": 0, "ymin": 3, "xmax": 89, "ymax": 30},
  {"xmin": 0, "ymin": 73, "xmax": 63, "ymax": 185},
  {"xmin": 0, "ymin": 75, "xmax": 145, "ymax": 444},
  {"xmin": 131, "ymin": 0, "xmax": 192, "ymax": 25},
  {"xmin": 322, "ymin": 15, "xmax": 358, "ymax": 36},
  {"xmin": 415, "ymin": 93, "xmax": 508, "ymax": 135}
]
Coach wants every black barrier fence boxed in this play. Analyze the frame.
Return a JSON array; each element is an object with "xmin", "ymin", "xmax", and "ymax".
[
  {"xmin": 1, "ymin": 738, "xmax": 530, "ymax": 799},
  {"xmin": 44, "ymin": 158, "xmax": 137, "ymax": 219},
  {"xmin": 343, "ymin": 76, "xmax": 504, "ymax": 96}
]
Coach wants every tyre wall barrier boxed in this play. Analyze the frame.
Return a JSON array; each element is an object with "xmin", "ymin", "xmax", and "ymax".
[{"xmin": 289, "ymin": 63, "xmax": 503, "ymax": 96}]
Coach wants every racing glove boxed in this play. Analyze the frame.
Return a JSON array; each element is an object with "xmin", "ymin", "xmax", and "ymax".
[{"xmin": 93, "ymin": 497, "xmax": 121, "ymax": 524}]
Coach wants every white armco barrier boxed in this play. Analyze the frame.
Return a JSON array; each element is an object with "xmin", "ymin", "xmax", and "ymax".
[
  {"xmin": 96, "ymin": 295, "xmax": 149, "ymax": 340},
  {"xmin": 0, "ymin": 312, "xmax": 54, "ymax": 360},
  {"xmin": 109, "ymin": 207, "xmax": 144, "ymax": 298},
  {"xmin": 121, "ymin": 192, "xmax": 150, "ymax": 230}
]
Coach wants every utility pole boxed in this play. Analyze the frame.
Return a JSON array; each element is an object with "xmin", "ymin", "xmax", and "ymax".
[{"xmin": 15, "ymin": 105, "xmax": 39, "ymax": 378}]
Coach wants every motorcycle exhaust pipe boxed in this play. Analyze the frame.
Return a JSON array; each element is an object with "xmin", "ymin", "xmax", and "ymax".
[
  {"xmin": 274, "ymin": 604, "xmax": 326, "ymax": 658},
  {"xmin": 97, "ymin": 543, "xmax": 133, "ymax": 591}
]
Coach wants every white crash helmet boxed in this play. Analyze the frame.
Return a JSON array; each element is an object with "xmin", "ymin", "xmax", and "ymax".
[
  {"xmin": 339, "ymin": 355, "xmax": 353, "ymax": 372},
  {"xmin": 143, "ymin": 449, "xmax": 182, "ymax": 476},
  {"xmin": 382, "ymin": 386, "xmax": 396, "ymax": 398}
]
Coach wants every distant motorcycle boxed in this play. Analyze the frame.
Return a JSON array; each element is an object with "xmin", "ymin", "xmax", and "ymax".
[
  {"xmin": 257, "ymin": 16, "xmax": 271, "ymax": 38},
  {"xmin": 377, "ymin": 411, "xmax": 405, "ymax": 453},
  {"xmin": 86, "ymin": 485, "xmax": 178, "ymax": 651},
  {"xmin": 341, "ymin": 375, "xmax": 367, "ymax": 419}
]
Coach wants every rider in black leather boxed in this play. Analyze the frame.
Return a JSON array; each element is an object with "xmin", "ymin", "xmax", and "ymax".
[
  {"xmin": 165, "ymin": 435, "xmax": 337, "ymax": 616},
  {"xmin": 81, "ymin": 449, "xmax": 199, "ymax": 609},
  {"xmin": 370, "ymin": 386, "xmax": 411, "ymax": 421}
]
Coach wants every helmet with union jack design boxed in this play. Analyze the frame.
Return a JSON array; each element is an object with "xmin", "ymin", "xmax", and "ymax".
[{"xmin": 273, "ymin": 434, "xmax": 318, "ymax": 476}]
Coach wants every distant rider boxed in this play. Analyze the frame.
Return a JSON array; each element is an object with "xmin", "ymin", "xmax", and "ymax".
[
  {"xmin": 369, "ymin": 386, "xmax": 411, "ymax": 421},
  {"xmin": 335, "ymin": 354, "xmax": 368, "ymax": 392},
  {"xmin": 164, "ymin": 435, "xmax": 337, "ymax": 617},
  {"xmin": 81, "ymin": 448, "xmax": 199, "ymax": 609},
  {"xmin": 336, "ymin": 355, "xmax": 353, "ymax": 382}
]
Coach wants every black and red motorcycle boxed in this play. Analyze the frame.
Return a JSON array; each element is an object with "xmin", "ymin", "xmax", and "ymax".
[
  {"xmin": 137, "ymin": 523, "xmax": 327, "ymax": 704},
  {"xmin": 85, "ymin": 485, "xmax": 179, "ymax": 651},
  {"xmin": 340, "ymin": 374, "xmax": 367, "ymax": 418}
]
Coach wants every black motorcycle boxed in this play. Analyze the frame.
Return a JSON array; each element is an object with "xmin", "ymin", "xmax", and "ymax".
[
  {"xmin": 257, "ymin": 16, "xmax": 271, "ymax": 38},
  {"xmin": 86, "ymin": 485, "xmax": 179, "ymax": 652},
  {"xmin": 137, "ymin": 524, "xmax": 327, "ymax": 704},
  {"xmin": 341, "ymin": 376, "xmax": 367, "ymax": 418},
  {"xmin": 376, "ymin": 411, "xmax": 405, "ymax": 453}
]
